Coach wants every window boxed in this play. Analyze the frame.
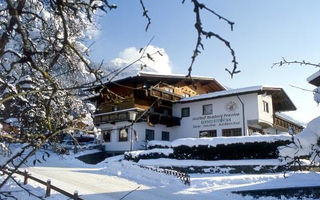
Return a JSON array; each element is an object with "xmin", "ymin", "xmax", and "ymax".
[
  {"xmin": 162, "ymin": 131, "xmax": 170, "ymax": 141},
  {"xmin": 263, "ymin": 101, "xmax": 269, "ymax": 113},
  {"xmin": 103, "ymin": 130, "xmax": 111, "ymax": 142},
  {"xmin": 202, "ymin": 104, "xmax": 213, "ymax": 115},
  {"xmin": 119, "ymin": 128, "xmax": 128, "ymax": 142},
  {"xmin": 199, "ymin": 130, "xmax": 217, "ymax": 137},
  {"xmin": 163, "ymin": 109, "xmax": 169, "ymax": 116},
  {"xmin": 183, "ymin": 93, "xmax": 190, "ymax": 98},
  {"xmin": 145, "ymin": 129, "xmax": 155, "ymax": 141},
  {"xmin": 112, "ymin": 105, "xmax": 118, "ymax": 111},
  {"xmin": 222, "ymin": 128, "xmax": 242, "ymax": 137},
  {"xmin": 181, "ymin": 107, "xmax": 190, "ymax": 117},
  {"xmin": 164, "ymin": 87, "xmax": 174, "ymax": 93}
]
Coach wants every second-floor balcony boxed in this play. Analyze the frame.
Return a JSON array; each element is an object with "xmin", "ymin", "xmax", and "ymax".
[
  {"xmin": 149, "ymin": 87, "xmax": 183, "ymax": 102},
  {"xmin": 273, "ymin": 115, "xmax": 304, "ymax": 134},
  {"xmin": 93, "ymin": 107, "xmax": 181, "ymax": 127},
  {"xmin": 93, "ymin": 108, "xmax": 144, "ymax": 125}
]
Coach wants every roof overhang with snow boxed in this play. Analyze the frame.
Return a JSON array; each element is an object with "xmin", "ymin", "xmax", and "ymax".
[
  {"xmin": 91, "ymin": 71, "xmax": 225, "ymax": 91},
  {"xmin": 307, "ymin": 70, "xmax": 320, "ymax": 87},
  {"xmin": 178, "ymin": 86, "xmax": 296, "ymax": 112}
]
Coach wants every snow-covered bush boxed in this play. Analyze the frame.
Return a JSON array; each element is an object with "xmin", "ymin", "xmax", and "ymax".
[
  {"xmin": 172, "ymin": 135, "xmax": 291, "ymax": 160},
  {"xmin": 147, "ymin": 140, "xmax": 172, "ymax": 149},
  {"xmin": 279, "ymin": 116, "xmax": 320, "ymax": 164},
  {"xmin": 125, "ymin": 148, "xmax": 174, "ymax": 162},
  {"xmin": 0, "ymin": 0, "xmax": 116, "ymax": 190},
  {"xmin": 0, "ymin": 1, "xmax": 113, "ymax": 148}
]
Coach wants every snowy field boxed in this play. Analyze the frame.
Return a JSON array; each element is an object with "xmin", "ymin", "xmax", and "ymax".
[{"xmin": 2, "ymin": 150, "xmax": 320, "ymax": 200}]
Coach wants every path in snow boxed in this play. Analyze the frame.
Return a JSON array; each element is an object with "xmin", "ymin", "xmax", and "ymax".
[
  {"xmin": 24, "ymin": 166, "xmax": 200, "ymax": 200},
  {"xmin": 25, "ymin": 167, "xmax": 153, "ymax": 200},
  {"xmin": 20, "ymin": 152, "xmax": 320, "ymax": 200}
]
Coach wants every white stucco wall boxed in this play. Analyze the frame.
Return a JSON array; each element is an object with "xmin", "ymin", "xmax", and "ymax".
[
  {"xmin": 172, "ymin": 93, "xmax": 260, "ymax": 138},
  {"xmin": 98, "ymin": 121, "xmax": 175, "ymax": 152},
  {"xmin": 98, "ymin": 92, "xmax": 278, "ymax": 152},
  {"xmin": 257, "ymin": 94, "xmax": 274, "ymax": 125}
]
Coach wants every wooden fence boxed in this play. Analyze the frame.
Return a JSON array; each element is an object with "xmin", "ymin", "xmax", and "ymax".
[
  {"xmin": 139, "ymin": 165, "xmax": 190, "ymax": 185},
  {"xmin": 3, "ymin": 168, "xmax": 83, "ymax": 200}
]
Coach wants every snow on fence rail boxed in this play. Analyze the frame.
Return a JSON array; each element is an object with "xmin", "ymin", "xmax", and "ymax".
[
  {"xmin": 138, "ymin": 165, "xmax": 190, "ymax": 185},
  {"xmin": 3, "ymin": 168, "xmax": 83, "ymax": 200}
]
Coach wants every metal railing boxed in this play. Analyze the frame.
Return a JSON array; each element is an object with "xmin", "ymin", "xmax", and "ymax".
[{"xmin": 139, "ymin": 165, "xmax": 190, "ymax": 185}]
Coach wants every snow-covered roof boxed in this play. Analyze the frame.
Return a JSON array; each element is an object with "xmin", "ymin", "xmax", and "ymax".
[
  {"xmin": 275, "ymin": 112, "xmax": 306, "ymax": 127},
  {"xmin": 307, "ymin": 70, "xmax": 320, "ymax": 86},
  {"xmin": 178, "ymin": 85, "xmax": 296, "ymax": 112},
  {"xmin": 89, "ymin": 71, "xmax": 225, "ymax": 91},
  {"xmin": 137, "ymin": 71, "xmax": 216, "ymax": 81}
]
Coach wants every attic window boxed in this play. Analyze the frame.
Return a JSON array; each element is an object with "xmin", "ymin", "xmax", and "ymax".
[
  {"xmin": 183, "ymin": 93, "xmax": 190, "ymax": 98},
  {"xmin": 165, "ymin": 87, "xmax": 174, "ymax": 93}
]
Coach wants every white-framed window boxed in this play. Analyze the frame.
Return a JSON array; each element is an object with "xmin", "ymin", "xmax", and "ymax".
[
  {"xmin": 263, "ymin": 101, "xmax": 269, "ymax": 113},
  {"xmin": 181, "ymin": 107, "xmax": 190, "ymax": 117},
  {"xmin": 145, "ymin": 129, "xmax": 155, "ymax": 141},
  {"xmin": 222, "ymin": 128, "xmax": 242, "ymax": 137},
  {"xmin": 119, "ymin": 128, "xmax": 128, "ymax": 142},
  {"xmin": 102, "ymin": 130, "xmax": 111, "ymax": 142},
  {"xmin": 202, "ymin": 104, "xmax": 213, "ymax": 115},
  {"xmin": 161, "ymin": 131, "xmax": 170, "ymax": 141},
  {"xmin": 199, "ymin": 130, "xmax": 217, "ymax": 137}
]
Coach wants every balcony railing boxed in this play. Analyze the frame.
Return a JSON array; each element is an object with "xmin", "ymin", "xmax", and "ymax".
[
  {"xmin": 93, "ymin": 108, "xmax": 144, "ymax": 125},
  {"xmin": 93, "ymin": 108, "xmax": 181, "ymax": 127},
  {"xmin": 149, "ymin": 87, "xmax": 183, "ymax": 102},
  {"xmin": 273, "ymin": 115, "xmax": 303, "ymax": 134}
]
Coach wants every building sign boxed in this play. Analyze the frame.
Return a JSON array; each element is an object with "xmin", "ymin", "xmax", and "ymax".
[{"xmin": 192, "ymin": 113, "xmax": 241, "ymax": 129}]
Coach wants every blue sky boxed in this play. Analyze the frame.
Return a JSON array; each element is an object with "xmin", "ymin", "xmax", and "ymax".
[{"xmin": 90, "ymin": 0, "xmax": 320, "ymax": 123}]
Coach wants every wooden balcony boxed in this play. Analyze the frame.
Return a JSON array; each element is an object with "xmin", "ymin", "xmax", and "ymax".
[
  {"xmin": 93, "ymin": 108, "xmax": 144, "ymax": 125},
  {"xmin": 273, "ymin": 115, "xmax": 304, "ymax": 134},
  {"xmin": 147, "ymin": 112, "xmax": 181, "ymax": 127},
  {"xmin": 149, "ymin": 88, "xmax": 183, "ymax": 102},
  {"xmin": 93, "ymin": 108, "xmax": 181, "ymax": 127}
]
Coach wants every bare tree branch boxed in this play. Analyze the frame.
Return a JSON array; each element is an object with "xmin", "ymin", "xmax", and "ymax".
[
  {"xmin": 272, "ymin": 57, "xmax": 320, "ymax": 68},
  {"xmin": 139, "ymin": 0, "xmax": 151, "ymax": 32},
  {"xmin": 186, "ymin": 0, "xmax": 239, "ymax": 78}
]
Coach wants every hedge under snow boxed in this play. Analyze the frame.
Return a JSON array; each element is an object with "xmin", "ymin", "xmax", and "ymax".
[
  {"xmin": 171, "ymin": 135, "xmax": 292, "ymax": 148},
  {"xmin": 147, "ymin": 140, "xmax": 172, "ymax": 149}
]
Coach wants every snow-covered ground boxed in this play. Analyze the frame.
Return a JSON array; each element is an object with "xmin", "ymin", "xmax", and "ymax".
[{"xmin": 1, "ymin": 149, "xmax": 319, "ymax": 200}]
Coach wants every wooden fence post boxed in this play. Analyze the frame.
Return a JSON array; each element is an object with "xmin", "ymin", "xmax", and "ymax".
[
  {"xmin": 23, "ymin": 169, "xmax": 28, "ymax": 185},
  {"xmin": 74, "ymin": 190, "xmax": 79, "ymax": 200},
  {"xmin": 45, "ymin": 179, "xmax": 51, "ymax": 197}
]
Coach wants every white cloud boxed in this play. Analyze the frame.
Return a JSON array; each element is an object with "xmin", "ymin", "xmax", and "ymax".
[{"xmin": 110, "ymin": 45, "xmax": 172, "ymax": 75}]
